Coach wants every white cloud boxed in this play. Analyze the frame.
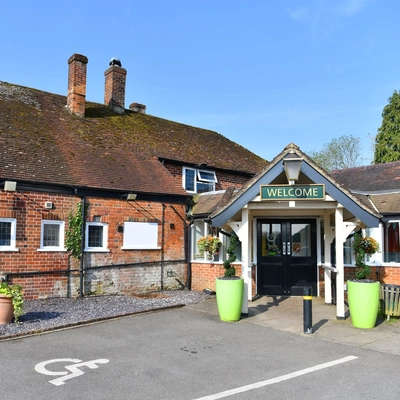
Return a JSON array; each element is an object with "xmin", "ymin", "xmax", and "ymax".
[
  {"xmin": 287, "ymin": 0, "xmax": 371, "ymax": 23},
  {"xmin": 337, "ymin": 0, "xmax": 370, "ymax": 16},
  {"xmin": 287, "ymin": 7, "xmax": 309, "ymax": 21}
]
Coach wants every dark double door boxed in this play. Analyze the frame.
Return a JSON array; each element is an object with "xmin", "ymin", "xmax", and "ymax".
[{"xmin": 257, "ymin": 219, "xmax": 317, "ymax": 296}]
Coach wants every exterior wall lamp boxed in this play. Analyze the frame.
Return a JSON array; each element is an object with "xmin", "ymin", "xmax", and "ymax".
[
  {"xmin": 4, "ymin": 181, "xmax": 17, "ymax": 191},
  {"xmin": 126, "ymin": 193, "xmax": 137, "ymax": 201},
  {"xmin": 283, "ymin": 157, "xmax": 303, "ymax": 185}
]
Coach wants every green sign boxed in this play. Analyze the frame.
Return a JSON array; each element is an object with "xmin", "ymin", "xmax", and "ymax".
[{"xmin": 260, "ymin": 184, "xmax": 325, "ymax": 200}]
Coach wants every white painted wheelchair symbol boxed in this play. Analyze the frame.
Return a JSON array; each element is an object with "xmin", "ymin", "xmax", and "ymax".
[{"xmin": 35, "ymin": 358, "xmax": 109, "ymax": 386}]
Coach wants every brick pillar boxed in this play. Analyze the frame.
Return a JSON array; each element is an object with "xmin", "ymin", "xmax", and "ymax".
[
  {"xmin": 67, "ymin": 54, "xmax": 88, "ymax": 117},
  {"xmin": 104, "ymin": 60, "xmax": 127, "ymax": 114}
]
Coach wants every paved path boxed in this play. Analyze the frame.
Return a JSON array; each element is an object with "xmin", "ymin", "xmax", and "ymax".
[{"xmin": 187, "ymin": 295, "xmax": 400, "ymax": 356}]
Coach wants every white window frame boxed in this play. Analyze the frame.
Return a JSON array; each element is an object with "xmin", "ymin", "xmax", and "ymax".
[
  {"xmin": 191, "ymin": 221, "xmax": 241, "ymax": 263},
  {"xmin": 345, "ymin": 227, "xmax": 382, "ymax": 268},
  {"xmin": 121, "ymin": 221, "xmax": 160, "ymax": 250},
  {"xmin": 343, "ymin": 236, "xmax": 355, "ymax": 266},
  {"xmin": 183, "ymin": 167, "xmax": 217, "ymax": 193},
  {"xmin": 85, "ymin": 222, "xmax": 109, "ymax": 252},
  {"xmin": 39, "ymin": 220, "xmax": 66, "ymax": 251},
  {"xmin": 0, "ymin": 218, "xmax": 17, "ymax": 251},
  {"xmin": 383, "ymin": 220, "xmax": 400, "ymax": 265}
]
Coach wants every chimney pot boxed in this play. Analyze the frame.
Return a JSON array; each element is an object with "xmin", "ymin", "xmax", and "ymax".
[{"xmin": 109, "ymin": 58, "xmax": 122, "ymax": 67}]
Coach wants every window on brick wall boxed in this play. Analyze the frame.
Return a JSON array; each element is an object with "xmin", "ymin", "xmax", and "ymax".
[
  {"xmin": 40, "ymin": 220, "xmax": 65, "ymax": 251},
  {"xmin": 85, "ymin": 222, "xmax": 109, "ymax": 252},
  {"xmin": 192, "ymin": 220, "xmax": 241, "ymax": 263},
  {"xmin": 183, "ymin": 167, "xmax": 217, "ymax": 193},
  {"xmin": 0, "ymin": 218, "xmax": 17, "ymax": 251},
  {"xmin": 122, "ymin": 221, "xmax": 160, "ymax": 249}
]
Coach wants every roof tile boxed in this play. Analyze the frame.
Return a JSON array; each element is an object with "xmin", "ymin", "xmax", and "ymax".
[{"xmin": 0, "ymin": 81, "xmax": 267, "ymax": 196}]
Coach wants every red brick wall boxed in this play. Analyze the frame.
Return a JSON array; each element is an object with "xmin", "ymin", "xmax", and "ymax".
[
  {"xmin": 0, "ymin": 190, "xmax": 187, "ymax": 299},
  {"xmin": 318, "ymin": 265, "xmax": 400, "ymax": 298},
  {"xmin": 191, "ymin": 262, "xmax": 242, "ymax": 292}
]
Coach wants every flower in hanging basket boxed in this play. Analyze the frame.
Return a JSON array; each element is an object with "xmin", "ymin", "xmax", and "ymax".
[
  {"xmin": 357, "ymin": 236, "xmax": 379, "ymax": 255},
  {"xmin": 197, "ymin": 235, "xmax": 222, "ymax": 256}
]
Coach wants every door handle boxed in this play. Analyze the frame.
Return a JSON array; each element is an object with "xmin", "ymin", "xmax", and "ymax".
[
  {"xmin": 287, "ymin": 242, "xmax": 291, "ymax": 255},
  {"xmin": 282, "ymin": 243, "xmax": 286, "ymax": 255}
]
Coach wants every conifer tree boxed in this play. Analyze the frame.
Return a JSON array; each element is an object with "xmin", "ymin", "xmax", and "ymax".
[{"xmin": 374, "ymin": 90, "xmax": 400, "ymax": 164}]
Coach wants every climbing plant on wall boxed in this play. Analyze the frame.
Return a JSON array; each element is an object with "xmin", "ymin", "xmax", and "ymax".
[{"xmin": 65, "ymin": 201, "xmax": 85, "ymax": 259}]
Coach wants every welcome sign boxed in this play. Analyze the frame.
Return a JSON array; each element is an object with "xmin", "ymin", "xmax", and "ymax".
[{"xmin": 260, "ymin": 184, "xmax": 325, "ymax": 200}]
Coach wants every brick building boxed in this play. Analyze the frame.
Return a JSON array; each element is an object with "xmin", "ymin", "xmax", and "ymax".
[
  {"xmin": 0, "ymin": 53, "xmax": 266, "ymax": 299},
  {"xmin": 3, "ymin": 53, "xmax": 400, "ymax": 319}
]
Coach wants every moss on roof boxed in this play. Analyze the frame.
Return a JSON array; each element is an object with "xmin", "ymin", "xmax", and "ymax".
[
  {"xmin": 0, "ymin": 82, "xmax": 266, "ymax": 193},
  {"xmin": 0, "ymin": 81, "xmax": 267, "ymax": 195}
]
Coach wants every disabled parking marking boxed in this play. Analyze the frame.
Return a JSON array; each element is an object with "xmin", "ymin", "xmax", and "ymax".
[
  {"xmin": 193, "ymin": 356, "xmax": 358, "ymax": 400},
  {"xmin": 35, "ymin": 358, "xmax": 109, "ymax": 386}
]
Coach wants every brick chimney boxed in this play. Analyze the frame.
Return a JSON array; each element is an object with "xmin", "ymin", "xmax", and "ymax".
[
  {"xmin": 67, "ymin": 54, "xmax": 88, "ymax": 117},
  {"xmin": 104, "ymin": 58, "xmax": 127, "ymax": 114}
]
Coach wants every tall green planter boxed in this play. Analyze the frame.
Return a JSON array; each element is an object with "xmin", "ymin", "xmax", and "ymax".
[
  {"xmin": 347, "ymin": 280, "xmax": 380, "ymax": 329},
  {"xmin": 216, "ymin": 277, "xmax": 244, "ymax": 322}
]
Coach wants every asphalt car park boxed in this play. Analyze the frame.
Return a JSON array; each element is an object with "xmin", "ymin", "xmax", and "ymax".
[{"xmin": 1, "ymin": 305, "xmax": 399, "ymax": 400}]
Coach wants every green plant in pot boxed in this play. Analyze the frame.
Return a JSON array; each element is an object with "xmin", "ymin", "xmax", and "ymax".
[
  {"xmin": 347, "ymin": 233, "xmax": 380, "ymax": 329},
  {"xmin": 0, "ymin": 282, "xmax": 24, "ymax": 324},
  {"xmin": 215, "ymin": 234, "xmax": 244, "ymax": 322}
]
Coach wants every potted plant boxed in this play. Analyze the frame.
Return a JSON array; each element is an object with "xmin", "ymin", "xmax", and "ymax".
[
  {"xmin": 197, "ymin": 235, "xmax": 222, "ymax": 260},
  {"xmin": 0, "ymin": 282, "xmax": 24, "ymax": 324},
  {"xmin": 347, "ymin": 233, "xmax": 380, "ymax": 329},
  {"xmin": 215, "ymin": 234, "xmax": 244, "ymax": 322}
]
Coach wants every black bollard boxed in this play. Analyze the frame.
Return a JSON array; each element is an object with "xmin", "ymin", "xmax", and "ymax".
[{"xmin": 303, "ymin": 286, "xmax": 313, "ymax": 334}]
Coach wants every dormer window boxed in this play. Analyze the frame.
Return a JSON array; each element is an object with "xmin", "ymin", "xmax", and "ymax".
[{"xmin": 183, "ymin": 167, "xmax": 217, "ymax": 193}]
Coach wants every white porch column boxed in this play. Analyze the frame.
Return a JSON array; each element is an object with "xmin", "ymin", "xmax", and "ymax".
[
  {"xmin": 238, "ymin": 207, "xmax": 250, "ymax": 315},
  {"xmin": 335, "ymin": 205, "xmax": 345, "ymax": 319},
  {"xmin": 324, "ymin": 212, "xmax": 333, "ymax": 304}
]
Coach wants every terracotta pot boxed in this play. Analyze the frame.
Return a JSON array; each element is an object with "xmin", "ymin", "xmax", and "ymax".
[{"xmin": 0, "ymin": 294, "xmax": 14, "ymax": 324}]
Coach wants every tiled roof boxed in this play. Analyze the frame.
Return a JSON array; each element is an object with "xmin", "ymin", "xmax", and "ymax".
[
  {"xmin": 190, "ymin": 187, "xmax": 236, "ymax": 216},
  {"xmin": 204, "ymin": 143, "xmax": 381, "ymax": 222},
  {"xmin": 330, "ymin": 162, "xmax": 400, "ymax": 215},
  {"xmin": 369, "ymin": 192, "xmax": 400, "ymax": 214},
  {"xmin": 0, "ymin": 81, "xmax": 267, "ymax": 196},
  {"xmin": 331, "ymin": 162, "xmax": 400, "ymax": 192},
  {"xmin": 190, "ymin": 192, "xmax": 226, "ymax": 216}
]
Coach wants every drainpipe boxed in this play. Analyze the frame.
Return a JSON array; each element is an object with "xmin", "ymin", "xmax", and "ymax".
[
  {"xmin": 161, "ymin": 203, "xmax": 166, "ymax": 290},
  {"xmin": 169, "ymin": 204, "xmax": 191, "ymax": 290},
  {"xmin": 187, "ymin": 217, "xmax": 193, "ymax": 290}
]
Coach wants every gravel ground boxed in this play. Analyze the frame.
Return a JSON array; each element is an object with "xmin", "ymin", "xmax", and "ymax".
[{"xmin": 0, "ymin": 290, "xmax": 211, "ymax": 340}]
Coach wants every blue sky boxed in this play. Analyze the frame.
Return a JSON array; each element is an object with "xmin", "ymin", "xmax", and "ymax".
[{"xmin": 1, "ymin": 0, "xmax": 399, "ymax": 163}]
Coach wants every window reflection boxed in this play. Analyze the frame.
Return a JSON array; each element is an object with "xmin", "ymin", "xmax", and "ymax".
[
  {"xmin": 291, "ymin": 223, "xmax": 311, "ymax": 257},
  {"xmin": 261, "ymin": 223, "xmax": 281, "ymax": 256}
]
